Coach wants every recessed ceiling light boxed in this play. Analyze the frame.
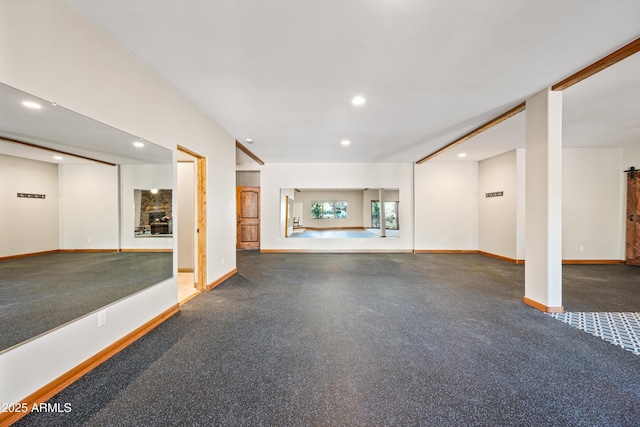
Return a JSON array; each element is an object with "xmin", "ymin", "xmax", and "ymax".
[
  {"xmin": 245, "ymin": 138, "xmax": 253, "ymax": 143},
  {"xmin": 458, "ymin": 153, "xmax": 467, "ymax": 158},
  {"xmin": 351, "ymin": 96, "xmax": 366, "ymax": 106},
  {"xmin": 341, "ymin": 139, "xmax": 351, "ymax": 146},
  {"xmin": 53, "ymin": 155, "xmax": 63, "ymax": 160},
  {"xmin": 133, "ymin": 141, "xmax": 145, "ymax": 148},
  {"xmin": 22, "ymin": 101, "xmax": 42, "ymax": 110}
]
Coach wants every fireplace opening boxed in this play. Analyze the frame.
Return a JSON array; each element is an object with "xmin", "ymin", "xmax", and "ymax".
[{"xmin": 149, "ymin": 212, "xmax": 165, "ymax": 223}]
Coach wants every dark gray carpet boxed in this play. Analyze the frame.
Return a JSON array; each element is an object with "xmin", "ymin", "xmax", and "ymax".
[
  {"xmin": 562, "ymin": 263, "xmax": 640, "ymax": 312},
  {"xmin": 16, "ymin": 253, "xmax": 640, "ymax": 426},
  {"xmin": 0, "ymin": 252, "xmax": 172, "ymax": 351}
]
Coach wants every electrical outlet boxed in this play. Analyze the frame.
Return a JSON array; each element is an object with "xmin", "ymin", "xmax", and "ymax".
[{"xmin": 97, "ymin": 310, "xmax": 107, "ymax": 327}]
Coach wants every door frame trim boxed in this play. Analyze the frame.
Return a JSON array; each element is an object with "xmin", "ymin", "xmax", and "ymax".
[{"xmin": 178, "ymin": 145, "xmax": 207, "ymax": 290}]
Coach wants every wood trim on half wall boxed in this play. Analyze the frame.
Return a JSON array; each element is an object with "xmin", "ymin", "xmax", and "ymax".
[
  {"xmin": 562, "ymin": 259, "xmax": 625, "ymax": 265},
  {"xmin": 58, "ymin": 249, "xmax": 119, "ymax": 253},
  {"xmin": 235, "ymin": 140, "xmax": 265, "ymax": 165},
  {"xmin": 206, "ymin": 268, "xmax": 237, "ymax": 291},
  {"xmin": 415, "ymin": 37, "xmax": 640, "ymax": 164},
  {"xmin": 0, "ymin": 136, "xmax": 117, "ymax": 167},
  {"xmin": 416, "ymin": 102, "xmax": 525, "ymax": 164},
  {"xmin": 552, "ymin": 37, "xmax": 640, "ymax": 91},
  {"xmin": 0, "ymin": 304, "xmax": 179, "ymax": 427},
  {"xmin": 413, "ymin": 249, "xmax": 479, "ymax": 254},
  {"xmin": 0, "ymin": 250, "xmax": 60, "ymax": 261},
  {"xmin": 0, "ymin": 249, "xmax": 121, "ymax": 261},
  {"xmin": 477, "ymin": 251, "xmax": 524, "ymax": 264},
  {"xmin": 119, "ymin": 248, "xmax": 173, "ymax": 253},
  {"xmin": 261, "ymin": 249, "xmax": 414, "ymax": 253},
  {"xmin": 523, "ymin": 297, "xmax": 564, "ymax": 313}
]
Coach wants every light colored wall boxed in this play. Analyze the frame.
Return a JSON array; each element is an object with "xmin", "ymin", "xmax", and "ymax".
[
  {"xmin": 622, "ymin": 146, "xmax": 640, "ymax": 166},
  {"xmin": 562, "ymin": 148, "xmax": 623, "ymax": 260},
  {"xmin": 295, "ymin": 190, "xmax": 364, "ymax": 229},
  {"xmin": 475, "ymin": 147, "xmax": 624, "ymax": 261},
  {"xmin": 0, "ymin": 0, "xmax": 236, "ymax": 407},
  {"xmin": 262, "ymin": 163, "xmax": 413, "ymax": 251},
  {"xmin": 293, "ymin": 202, "xmax": 303, "ymax": 225},
  {"xmin": 478, "ymin": 150, "xmax": 519, "ymax": 260},
  {"xmin": 414, "ymin": 161, "xmax": 478, "ymax": 250},
  {"xmin": 120, "ymin": 164, "xmax": 173, "ymax": 250},
  {"xmin": 59, "ymin": 163, "xmax": 119, "ymax": 250},
  {"xmin": 177, "ymin": 162, "xmax": 195, "ymax": 270},
  {"xmin": 236, "ymin": 171, "xmax": 260, "ymax": 187},
  {"xmin": 0, "ymin": 154, "xmax": 59, "ymax": 257}
]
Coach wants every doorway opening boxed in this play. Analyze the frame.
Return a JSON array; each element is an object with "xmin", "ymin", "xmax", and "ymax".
[
  {"xmin": 371, "ymin": 201, "xmax": 399, "ymax": 230},
  {"xmin": 177, "ymin": 146, "xmax": 207, "ymax": 302}
]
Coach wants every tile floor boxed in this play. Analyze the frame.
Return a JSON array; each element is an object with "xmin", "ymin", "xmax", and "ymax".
[
  {"xmin": 178, "ymin": 272, "xmax": 199, "ymax": 304},
  {"xmin": 548, "ymin": 312, "xmax": 640, "ymax": 355}
]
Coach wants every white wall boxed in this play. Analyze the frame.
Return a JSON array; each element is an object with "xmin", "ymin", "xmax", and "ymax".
[
  {"xmin": 0, "ymin": 154, "xmax": 59, "ymax": 257},
  {"xmin": 562, "ymin": 148, "xmax": 623, "ymax": 260},
  {"xmin": 177, "ymin": 161, "xmax": 195, "ymax": 271},
  {"xmin": 294, "ymin": 190, "xmax": 365, "ymax": 229},
  {"xmin": 0, "ymin": 0, "xmax": 236, "ymax": 408},
  {"xmin": 262, "ymin": 163, "xmax": 413, "ymax": 252},
  {"xmin": 474, "ymin": 147, "xmax": 624, "ymax": 261},
  {"xmin": 414, "ymin": 161, "xmax": 478, "ymax": 250},
  {"xmin": 120, "ymin": 164, "xmax": 173, "ymax": 250},
  {"xmin": 478, "ymin": 150, "xmax": 519, "ymax": 260},
  {"xmin": 293, "ymin": 202, "xmax": 303, "ymax": 225},
  {"xmin": 59, "ymin": 163, "xmax": 119, "ymax": 250},
  {"xmin": 622, "ymin": 146, "xmax": 640, "ymax": 166}
]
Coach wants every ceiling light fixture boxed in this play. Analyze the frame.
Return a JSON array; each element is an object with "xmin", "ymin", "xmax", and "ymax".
[
  {"xmin": 150, "ymin": 189, "xmax": 159, "ymax": 194},
  {"xmin": 53, "ymin": 155, "xmax": 63, "ymax": 160},
  {"xmin": 458, "ymin": 153, "xmax": 467, "ymax": 158},
  {"xmin": 133, "ymin": 141, "xmax": 145, "ymax": 148},
  {"xmin": 351, "ymin": 95, "xmax": 366, "ymax": 106},
  {"xmin": 245, "ymin": 138, "xmax": 253, "ymax": 143},
  {"xmin": 341, "ymin": 139, "xmax": 351, "ymax": 146},
  {"xmin": 22, "ymin": 101, "xmax": 42, "ymax": 110}
]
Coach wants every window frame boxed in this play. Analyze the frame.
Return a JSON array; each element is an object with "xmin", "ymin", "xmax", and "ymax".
[{"xmin": 311, "ymin": 201, "xmax": 348, "ymax": 219}]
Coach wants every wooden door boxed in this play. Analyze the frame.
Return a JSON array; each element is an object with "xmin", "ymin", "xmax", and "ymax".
[
  {"xmin": 237, "ymin": 186, "xmax": 260, "ymax": 250},
  {"xmin": 626, "ymin": 173, "xmax": 640, "ymax": 265}
]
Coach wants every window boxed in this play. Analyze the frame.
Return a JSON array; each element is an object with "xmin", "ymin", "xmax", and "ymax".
[
  {"xmin": 334, "ymin": 201, "xmax": 347, "ymax": 218},
  {"xmin": 371, "ymin": 201, "xmax": 398, "ymax": 230},
  {"xmin": 311, "ymin": 201, "xmax": 348, "ymax": 219}
]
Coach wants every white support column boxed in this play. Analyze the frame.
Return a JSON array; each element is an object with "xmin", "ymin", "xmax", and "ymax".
[
  {"xmin": 379, "ymin": 188, "xmax": 386, "ymax": 238},
  {"xmin": 524, "ymin": 88, "xmax": 564, "ymax": 312}
]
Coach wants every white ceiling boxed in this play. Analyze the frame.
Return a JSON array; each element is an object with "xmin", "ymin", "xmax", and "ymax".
[
  {"xmin": 24, "ymin": 2, "xmax": 640, "ymax": 163},
  {"xmin": 0, "ymin": 83, "xmax": 172, "ymax": 165}
]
